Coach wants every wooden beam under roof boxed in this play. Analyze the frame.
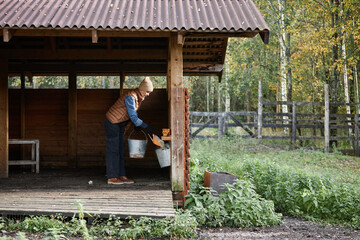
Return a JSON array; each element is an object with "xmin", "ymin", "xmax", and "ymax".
[
  {"xmin": 8, "ymin": 62, "xmax": 167, "ymax": 74},
  {"xmin": 4, "ymin": 49, "xmax": 167, "ymax": 60},
  {"xmin": 3, "ymin": 28, "xmax": 13, "ymax": 42},
  {"xmin": 92, "ymin": 30, "xmax": 98, "ymax": 43},
  {"xmin": 0, "ymin": 28, "xmax": 171, "ymax": 38},
  {"xmin": 8, "ymin": 62, "xmax": 224, "ymax": 75}
]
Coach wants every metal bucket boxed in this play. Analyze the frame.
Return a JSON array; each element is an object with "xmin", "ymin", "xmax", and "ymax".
[
  {"xmin": 155, "ymin": 144, "xmax": 170, "ymax": 168},
  {"xmin": 128, "ymin": 130, "xmax": 148, "ymax": 158}
]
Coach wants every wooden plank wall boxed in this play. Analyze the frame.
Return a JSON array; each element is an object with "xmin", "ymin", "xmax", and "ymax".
[{"xmin": 9, "ymin": 89, "xmax": 168, "ymax": 169}]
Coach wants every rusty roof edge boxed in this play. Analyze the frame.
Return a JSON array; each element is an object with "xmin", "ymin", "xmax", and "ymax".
[
  {"xmin": 1, "ymin": 25, "xmax": 269, "ymax": 32},
  {"xmin": 0, "ymin": 26, "xmax": 269, "ymax": 38}
]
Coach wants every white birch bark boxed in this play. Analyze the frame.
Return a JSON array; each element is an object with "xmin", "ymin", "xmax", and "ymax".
[
  {"xmin": 207, "ymin": 76, "xmax": 210, "ymax": 113},
  {"xmin": 342, "ymin": 29, "xmax": 352, "ymax": 137},
  {"xmin": 225, "ymin": 61, "xmax": 231, "ymax": 112},
  {"xmin": 355, "ymin": 65, "xmax": 359, "ymax": 115},
  {"xmin": 218, "ymin": 80, "xmax": 221, "ymax": 112},
  {"xmin": 278, "ymin": 0, "xmax": 288, "ymax": 133},
  {"xmin": 210, "ymin": 80, "xmax": 215, "ymax": 112}
]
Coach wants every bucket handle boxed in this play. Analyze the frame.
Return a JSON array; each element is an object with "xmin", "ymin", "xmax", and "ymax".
[{"xmin": 128, "ymin": 129, "xmax": 148, "ymax": 142}]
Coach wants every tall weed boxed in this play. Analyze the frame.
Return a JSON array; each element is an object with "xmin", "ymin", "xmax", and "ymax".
[
  {"xmin": 0, "ymin": 210, "xmax": 197, "ymax": 239},
  {"xmin": 190, "ymin": 137, "xmax": 360, "ymax": 229},
  {"xmin": 239, "ymin": 160, "xmax": 360, "ymax": 228},
  {"xmin": 186, "ymin": 162, "xmax": 282, "ymax": 227}
]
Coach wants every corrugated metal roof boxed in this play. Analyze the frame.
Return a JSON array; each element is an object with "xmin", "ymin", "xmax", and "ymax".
[{"xmin": 0, "ymin": 0, "xmax": 269, "ymax": 33}]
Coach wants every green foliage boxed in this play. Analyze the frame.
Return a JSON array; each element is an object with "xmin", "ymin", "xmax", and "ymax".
[
  {"xmin": 111, "ymin": 210, "xmax": 197, "ymax": 239},
  {"xmin": 240, "ymin": 160, "xmax": 360, "ymax": 228},
  {"xmin": 190, "ymin": 137, "xmax": 360, "ymax": 229},
  {"xmin": 185, "ymin": 179, "xmax": 282, "ymax": 228},
  {"xmin": 0, "ymin": 207, "xmax": 197, "ymax": 239}
]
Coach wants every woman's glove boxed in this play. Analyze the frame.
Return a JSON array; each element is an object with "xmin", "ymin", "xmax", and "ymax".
[{"xmin": 145, "ymin": 126, "xmax": 154, "ymax": 135}]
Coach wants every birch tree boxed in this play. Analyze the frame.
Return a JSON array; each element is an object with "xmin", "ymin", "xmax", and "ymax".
[{"xmin": 278, "ymin": 0, "xmax": 288, "ymax": 124}]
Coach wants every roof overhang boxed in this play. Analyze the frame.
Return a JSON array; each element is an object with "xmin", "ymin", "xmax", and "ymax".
[{"xmin": 0, "ymin": 0, "xmax": 270, "ymax": 78}]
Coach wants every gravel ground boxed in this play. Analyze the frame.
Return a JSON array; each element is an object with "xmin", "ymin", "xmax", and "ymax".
[{"xmin": 197, "ymin": 217, "xmax": 360, "ymax": 240}]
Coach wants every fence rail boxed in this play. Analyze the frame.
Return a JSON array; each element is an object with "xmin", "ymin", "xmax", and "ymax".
[{"xmin": 189, "ymin": 82, "xmax": 360, "ymax": 157}]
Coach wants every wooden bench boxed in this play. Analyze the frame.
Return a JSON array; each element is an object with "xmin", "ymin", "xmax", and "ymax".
[{"xmin": 9, "ymin": 139, "xmax": 39, "ymax": 173}]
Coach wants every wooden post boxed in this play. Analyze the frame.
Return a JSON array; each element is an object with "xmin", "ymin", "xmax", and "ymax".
[
  {"xmin": 258, "ymin": 81, "xmax": 263, "ymax": 140},
  {"xmin": 218, "ymin": 113, "xmax": 224, "ymax": 138},
  {"xmin": 189, "ymin": 112, "xmax": 192, "ymax": 138},
  {"xmin": 0, "ymin": 58, "xmax": 8, "ymax": 178},
  {"xmin": 168, "ymin": 33, "xmax": 184, "ymax": 192},
  {"xmin": 292, "ymin": 102, "xmax": 296, "ymax": 147},
  {"xmin": 68, "ymin": 71, "xmax": 77, "ymax": 168},
  {"xmin": 92, "ymin": 29, "xmax": 98, "ymax": 43},
  {"xmin": 355, "ymin": 104, "xmax": 359, "ymax": 157},
  {"xmin": 254, "ymin": 113, "xmax": 258, "ymax": 134},
  {"xmin": 120, "ymin": 72, "xmax": 125, "ymax": 96},
  {"xmin": 20, "ymin": 72, "xmax": 26, "ymax": 160},
  {"xmin": 3, "ymin": 28, "xmax": 13, "ymax": 42},
  {"xmin": 324, "ymin": 84, "xmax": 330, "ymax": 153}
]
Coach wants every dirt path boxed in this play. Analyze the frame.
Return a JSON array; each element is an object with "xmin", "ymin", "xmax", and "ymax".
[{"xmin": 198, "ymin": 217, "xmax": 360, "ymax": 240}]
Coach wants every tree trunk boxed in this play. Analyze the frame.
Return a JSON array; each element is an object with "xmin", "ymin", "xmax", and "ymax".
[
  {"xmin": 355, "ymin": 65, "xmax": 359, "ymax": 115},
  {"xmin": 217, "ymin": 81, "xmax": 221, "ymax": 112},
  {"xmin": 246, "ymin": 91, "xmax": 251, "ymax": 123},
  {"xmin": 207, "ymin": 76, "xmax": 210, "ymax": 113},
  {"xmin": 278, "ymin": 0, "xmax": 289, "ymax": 133},
  {"xmin": 330, "ymin": 0, "xmax": 341, "ymax": 148},
  {"xmin": 224, "ymin": 62, "xmax": 230, "ymax": 112},
  {"xmin": 286, "ymin": 32, "xmax": 292, "ymax": 102},
  {"xmin": 210, "ymin": 80, "xmax": 215, "ymax": 112},
  {"xmin": 341, "ymin": 28, "xmax": 352, "ymax": 137}
]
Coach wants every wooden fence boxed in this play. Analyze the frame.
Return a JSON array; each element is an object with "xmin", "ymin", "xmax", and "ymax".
[{"xmin": 189, "ymin": 82, "xmax": 360, "ymax": 156}]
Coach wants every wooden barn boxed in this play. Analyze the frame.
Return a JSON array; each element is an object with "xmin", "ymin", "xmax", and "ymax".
[{"xmin": 0, "ymin": 0, "xmax": 269, "ymax": 217}]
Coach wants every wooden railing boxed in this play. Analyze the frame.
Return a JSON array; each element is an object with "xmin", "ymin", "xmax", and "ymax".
[
  {"xmin": 190, "ymin": 111, "xmax": 257, "ymax": 138},
  {"xmin": 189, "ymin": 82, "xmax": 360, "ymax": 156}
]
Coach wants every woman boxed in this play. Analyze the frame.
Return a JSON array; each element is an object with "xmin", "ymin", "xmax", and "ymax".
[{"xmin": 104, "ymin": 77, "xmax": 154, "ymax": 185}]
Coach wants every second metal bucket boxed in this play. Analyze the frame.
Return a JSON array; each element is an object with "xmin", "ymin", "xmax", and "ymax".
[
  {"xmin": 155, "ymin": 144, "xmax": 171, "ymax": 168},
  {"xmin": 128, "ymin": 130, "xmax": 148, "ymax": 158}
]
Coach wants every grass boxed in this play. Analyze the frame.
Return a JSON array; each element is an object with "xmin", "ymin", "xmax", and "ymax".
[
  {"xmin": 189, "ymin": 137, "xmax": 360, "ymax": 228},
  {"xmin": 190, "ymin": 137, "xmax": 360, "ymax": 186}
]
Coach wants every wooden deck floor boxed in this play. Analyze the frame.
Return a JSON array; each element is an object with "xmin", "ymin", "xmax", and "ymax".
[{"xmin": 0, "ymin": 168, "xmax": 174, "ymax": 218}]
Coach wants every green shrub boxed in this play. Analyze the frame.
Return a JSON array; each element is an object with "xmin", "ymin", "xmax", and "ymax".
[
  {"xmin": 89, "ymin": 210, "xmax": 197, "ymax": 239},
  {"xmin": 185, "ymin": 164, "xmax": 282, "ymax": 228},
  {"xmin": 239, "ymin": 161, "xmax": 360, "ymax": 228},
  {"xmin": 190, "ymin": 137, "xmax": 360, "ymax": 229}
]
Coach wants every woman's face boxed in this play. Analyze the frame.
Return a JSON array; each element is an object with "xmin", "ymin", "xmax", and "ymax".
[{"xmin": 140, "ymin": 90, "xmax": 151, "ymax": 97}]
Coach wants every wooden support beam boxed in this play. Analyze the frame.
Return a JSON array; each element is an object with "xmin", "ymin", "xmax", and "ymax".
[
  {"xmin": 92, "ymin": 30, "xmax": 98, "ymax": 43},
  {"xmin": 68, "ymin": 71, "xmax": 77, "ymax": 168},
  {"xmin": 8, "ymin": 63, "xmax": 167, "ymax": 74},
  {"xmin": 107, "ymin": 37, "xmax": 112, "ymax": 53},
  {"xmin": 4, "ymin": 49, "xmax": 167, "ymax": 60},
  {"xmin": 0, "ymin": 58, "xmax": 8, "ymax": 178},
  {"xmin": 3, "ymin": 28, "xmax": 13, "ymax": 42},
  {"xmin": 120, "ymin": 72, "xmax": 125, "ymax": 96},
  {"xmin": 168, "ymin": 33, "xmax": 184, "ymax": 192},
  {"xmin": 50, "ymin": 37, "xmax": 57, "ymax": 53},
  {"xmin": 5, "ymin": 29, "xmax": 170, "ymax": 38},
  {"xmin": 20, "ymin": 72, "xmax": 26, "ymax": 160},
  {"xmin": 177, "ymin": 33, "xmax": 185, "ymax": 46}
]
